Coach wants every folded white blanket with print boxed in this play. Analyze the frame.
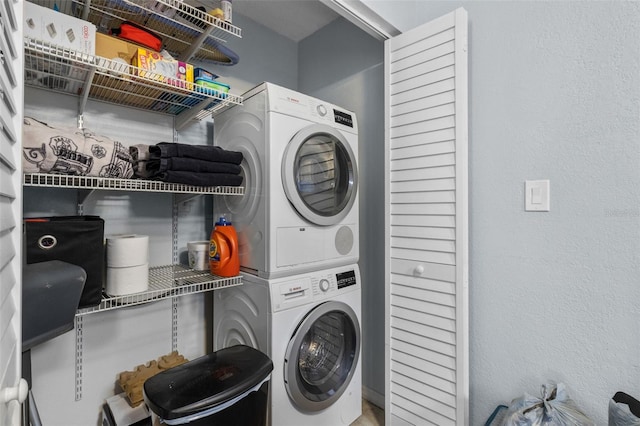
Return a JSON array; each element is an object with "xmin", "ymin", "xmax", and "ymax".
[{"xmin": 22, "ymin": 117, "xmax": 134, "ymax": 178}]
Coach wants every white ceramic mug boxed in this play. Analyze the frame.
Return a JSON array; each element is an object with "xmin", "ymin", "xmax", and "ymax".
[{"xmin": 187, "ymin": 241, "xmax": 210, "ymax": 271}]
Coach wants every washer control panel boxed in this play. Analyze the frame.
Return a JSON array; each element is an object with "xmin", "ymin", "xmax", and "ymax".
[
  {"xmin": 270, "ymin": 266, "xmax": 360, "ymax": 312},
  {"xmin": 310, "ymin": 269, "xmax": 358, "ymax": 297},
  {"xmin": 336, "ymin": 269, "xmax": 357, "ymax": 289}
]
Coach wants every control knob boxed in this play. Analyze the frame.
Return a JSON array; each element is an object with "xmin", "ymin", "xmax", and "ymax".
[
  {"xmin": 317, "ymin": 104, "xmax": 327, "ymax": 116},
  {"xmin": 318, "ymin": 279, "xmax": 330, "ymax": 292}
]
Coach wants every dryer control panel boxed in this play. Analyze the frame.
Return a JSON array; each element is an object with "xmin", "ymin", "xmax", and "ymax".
[{"xmin": 266, "ymin": 83, "xmax": 358, "ymax": 132}]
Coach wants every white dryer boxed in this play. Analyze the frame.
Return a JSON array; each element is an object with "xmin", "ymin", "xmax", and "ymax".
[
  {"xmin": 213, "ymin": 264, "xmax": 362, "ymax": 426},
  {"xmin": 214, "ymin": 82, "xmax": 359, "ymax": 278}
]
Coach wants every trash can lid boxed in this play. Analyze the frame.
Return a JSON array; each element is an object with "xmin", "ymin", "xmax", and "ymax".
[{"xmin": 143, "ymin": 345, "xmax": 273, "ymax": 421}]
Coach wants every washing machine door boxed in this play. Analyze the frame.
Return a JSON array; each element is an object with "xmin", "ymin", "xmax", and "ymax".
[
  {"xmin": 282, "ymin": 125, "xmax": 358, "ymax": 226},
  {"xmin": 283, "ymin": 301, "xmax": 360, "ymax": 412}
]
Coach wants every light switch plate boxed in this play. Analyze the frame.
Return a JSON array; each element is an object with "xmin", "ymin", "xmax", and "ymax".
[{"xmin": 525, "ymin": 180, "xmax": 550, "ymax": 211}]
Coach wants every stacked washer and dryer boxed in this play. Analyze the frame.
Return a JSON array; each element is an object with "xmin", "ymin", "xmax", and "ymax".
[{"xmin": 212, "ymin": 83, "xmax": 362, "ymax": 426}]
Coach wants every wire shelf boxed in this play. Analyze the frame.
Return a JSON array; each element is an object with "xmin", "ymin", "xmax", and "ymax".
[
  {"xmin": 76, "ymin": 265, "xmax": 242, "ymax": 316},
  {"xmin": 24, "ymin": 37, "xmax": 242, "ymax": 117},
  {"xmin": 23, "ymin": 173, "xmax": 245, "ymax": 195},
  {"xmin": 29, "ymin": 0, "xmax": 241, "ymax": 63}
]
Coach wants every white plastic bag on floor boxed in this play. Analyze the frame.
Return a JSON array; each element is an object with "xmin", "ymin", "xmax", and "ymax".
[
  {"xmin": 500, "ymin": 383, "xmax": 594, "ymax": 426},
  {"xmin": 609, "ymin": 392, "xmax": 640, "ymax": 426}
]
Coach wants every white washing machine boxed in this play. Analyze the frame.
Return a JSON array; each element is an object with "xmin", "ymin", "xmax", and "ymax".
[
  {"xmin": 213, "ymin": 264, "xmax": 362, "ymax": 426},
  {"xmin": 214, "ymin": 82, "xmax": 359, "ymax": 279}
]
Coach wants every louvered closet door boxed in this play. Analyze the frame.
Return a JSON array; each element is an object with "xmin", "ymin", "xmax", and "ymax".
[
  {"xmin": 385, "ymin": 8, "xmax": 468, "ymax": 426},
  {"xmin": 0, "ymin": 0, "xmax": 24, "ymax": 424}
]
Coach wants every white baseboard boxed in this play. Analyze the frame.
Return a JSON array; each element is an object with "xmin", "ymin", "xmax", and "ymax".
[{"xmin": 362, "ymin": 386, "xmax": 384, "ymax": 409}]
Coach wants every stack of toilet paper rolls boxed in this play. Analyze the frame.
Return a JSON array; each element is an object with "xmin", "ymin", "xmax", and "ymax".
[{"xmin": 105, "ymin": 234, "xmax": 149, "ymax": 296}]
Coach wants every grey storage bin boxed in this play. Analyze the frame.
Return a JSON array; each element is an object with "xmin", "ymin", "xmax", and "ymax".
[{"xmin": 22, "ymin": 260, "xmax": 86, "ymax": 350}]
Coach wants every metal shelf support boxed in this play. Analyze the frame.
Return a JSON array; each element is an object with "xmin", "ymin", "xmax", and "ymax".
[
  {"xmin": 77, "ymin": 65, "xmax": 97, "ymax": 123},
  {"xmin": 74, "ymin": 316, "xmax": 84, "ymax": 401},
  {"xmin": 172, "ymin": 193, "xmax": 180, "ymax": 352},
  {"xmin": 77, "ymin": 189, "xmax": 94, "ymax": 216}
]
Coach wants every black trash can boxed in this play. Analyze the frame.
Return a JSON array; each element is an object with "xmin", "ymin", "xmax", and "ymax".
[{"xmin": 143, "ymin": 345, "xmax": 273, "ymax": 426}]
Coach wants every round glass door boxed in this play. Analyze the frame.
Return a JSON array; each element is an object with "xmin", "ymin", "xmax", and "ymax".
[
  {"xmin": 284, "ymin": 301, "xmax": 360, "ymax": 412},
  {"xmin": 282, "ymin": 125, "xmax": 358, "ymax": 226}
]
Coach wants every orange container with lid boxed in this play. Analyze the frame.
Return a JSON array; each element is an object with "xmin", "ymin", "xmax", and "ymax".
[{"xmin": 209, "ymin": 216, "xmax": 239, "ymax": 277}]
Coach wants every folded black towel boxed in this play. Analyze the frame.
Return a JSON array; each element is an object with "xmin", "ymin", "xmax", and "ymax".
[
  {"xmin": 150, "ymin": 143, "xmax": 243, "ymax": 165},
  {"xmin": 154, "ymin": 171, "xmax": 243, "ymax": 187},
  {"xmin": 146, "ymin": 157, "xmax": 242, "ymax": 175}
]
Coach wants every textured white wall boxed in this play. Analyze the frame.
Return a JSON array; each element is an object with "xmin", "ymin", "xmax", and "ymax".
[{"xmin": 364, "ymin": 1, "xmax": 640, "ymax": 424}]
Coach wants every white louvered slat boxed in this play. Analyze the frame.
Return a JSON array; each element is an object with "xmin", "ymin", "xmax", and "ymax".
[
  {"xmin": 390, "ymin": 224, "xmax": 455, "ymax": 240},
  {"xmin": 391, "ymin": 327, "xmax": 455, "ymax": 359},
  {"xmin": 0, "ymin": 231, "xmax": 16, "ymax": 270},
  {"xmin": 0, "ymin": 64, "xmax": 16, "ymax": 117},
  {"xmin": 391, "ymin": 165, "xmax": 456, "ymax": 182},
  {"xmin": 391, "ymin": 129, "xmax": 455, "ymax": 152},
  {"xmin": 391, "ymin": 48, "xmax": 455, "ymax": 86},
  {"xmin": 390, "ymin": 115, "xmax": 454, "ymax": 139},
  {"xmin": 386, "ymin": 7, "xmax": 468, "ymax": 425},
  {"xmin": 390, "ymin": 191, "xmax": 456, "ymax": 205},
  {"xmin": 391, "ymin": 202, "xmax": 456, "ymax": 216},
  {"xmin": 392, "ymin": 284, "xmax": 456, "ymax": 307},
  {"xmin": 391, "ymin": 373, "xmax": 456, "ymax": 419},
  {"xmin": 1, "ymin": 0, "xmax": 17, "ymax": 32},
  {"xmin": 0, "ymin": 261, "xmax": 15, "ymax": 309},
  {"xmin": 391, "ymin": 235, "xmax": 455, "ymax": 253},
  {"xmin": 392, "ymin": 338, "xmax": 456, "ymax": 370},
  {"xmin": 391, "ymin": 102, "xmax": 455, "ymax": 131},
  {"xmin": 393, "ymin": 353, "xmax": 457, "ymax": 396},
  {"xmin": 392, "ymin": 316, "xmax": 456, "ymax": 345},
  {"xmin": 391, "ymin": 178, "xmax": 455, "ymax": 193},
  {"xmin": 390, "ymin": 273, "xmax": 456, "ymax": 294},
  {"xmin": 0, "ymin": 139, "xmax": 15, "ymax": 171},
  {"xmin": 0, "ymin": 99, "xmax": 16, "ymax": 143},
  {"xmin": 390, "ymin": 214, "xmax": 455, "ymax": 228},
  {"xmin": 390, "ymin": 78, "xmax": 455, "ymax": 106},
  {"xmin": 391, "ymin": 153, "xmax": 456, "ymax": 172},
  {"xmin": 391, "ymin": 88, "xmax": 455, "ymax": 119},
  {"xmin": 390, "ymin": 12, "xmax": 456, "ymax": 61},
  {"xmin": 390, "ymin": 295, "xmax": 455, "ymax": 322},
  {"xmin": 0, "ymin": 161, "xmax": 15, "ymax": 199},
  {"xmin": 0, "ymin": 283, "xmax": 16, "ymax": 342},
  {"xmin": 0, "ymin": 0, "xmax": 22, "ymax": 424},
  {"xmin": 391, "ymin": 385, "xmax": 456, "ymax": 426},
  {"xmin": 392, "ymin": 305, "xmax": 456, "ymax": 334},
  {"xmin": 390, "ymin": 27, "xmax": 455, "ymax": 63},
  {"xmin": 390, "ymin": 258, "xmax": 456, "ymax": 282},
  {"xmin": 391, "ymin": 139, "xmax": 455, "ymax": 162},
  {"xmin": 391, "ymin": 248, "xmax": 455, "ymax": 265},
  {"xmin": 0, "ymin": 198, "xmax": 15, "ymax": 232},
  {"xmin": 392, "ymin": 231, "xmax": 455, "ymax": 252}
]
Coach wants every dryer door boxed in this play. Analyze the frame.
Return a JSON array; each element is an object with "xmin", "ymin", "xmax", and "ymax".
[
  {"xmin": 283, "ymin": 301, "xmax": 360, "ymax": 412},
  {"xmin": 282, "ymin": 125, "xmax": 358, "ymax": 226}
]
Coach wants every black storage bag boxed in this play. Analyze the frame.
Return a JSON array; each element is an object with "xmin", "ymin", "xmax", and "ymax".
[{"xmin": 25, "ymin": 216, "xmax": 105, "ymax": 308}]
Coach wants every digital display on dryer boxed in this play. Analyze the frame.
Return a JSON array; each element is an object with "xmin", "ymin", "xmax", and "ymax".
[
  {"xmin": 336, "ymin": 270, "xmax": 357, "ymax": 289},
  {"xmin": 334, "ymin": 109, "xmax": 353, "ymax": 128}
]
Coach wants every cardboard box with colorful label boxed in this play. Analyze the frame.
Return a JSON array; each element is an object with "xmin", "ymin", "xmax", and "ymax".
[{"xmin": 132, "ymin": 48, "xmax": 194, "ymax": 88}]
